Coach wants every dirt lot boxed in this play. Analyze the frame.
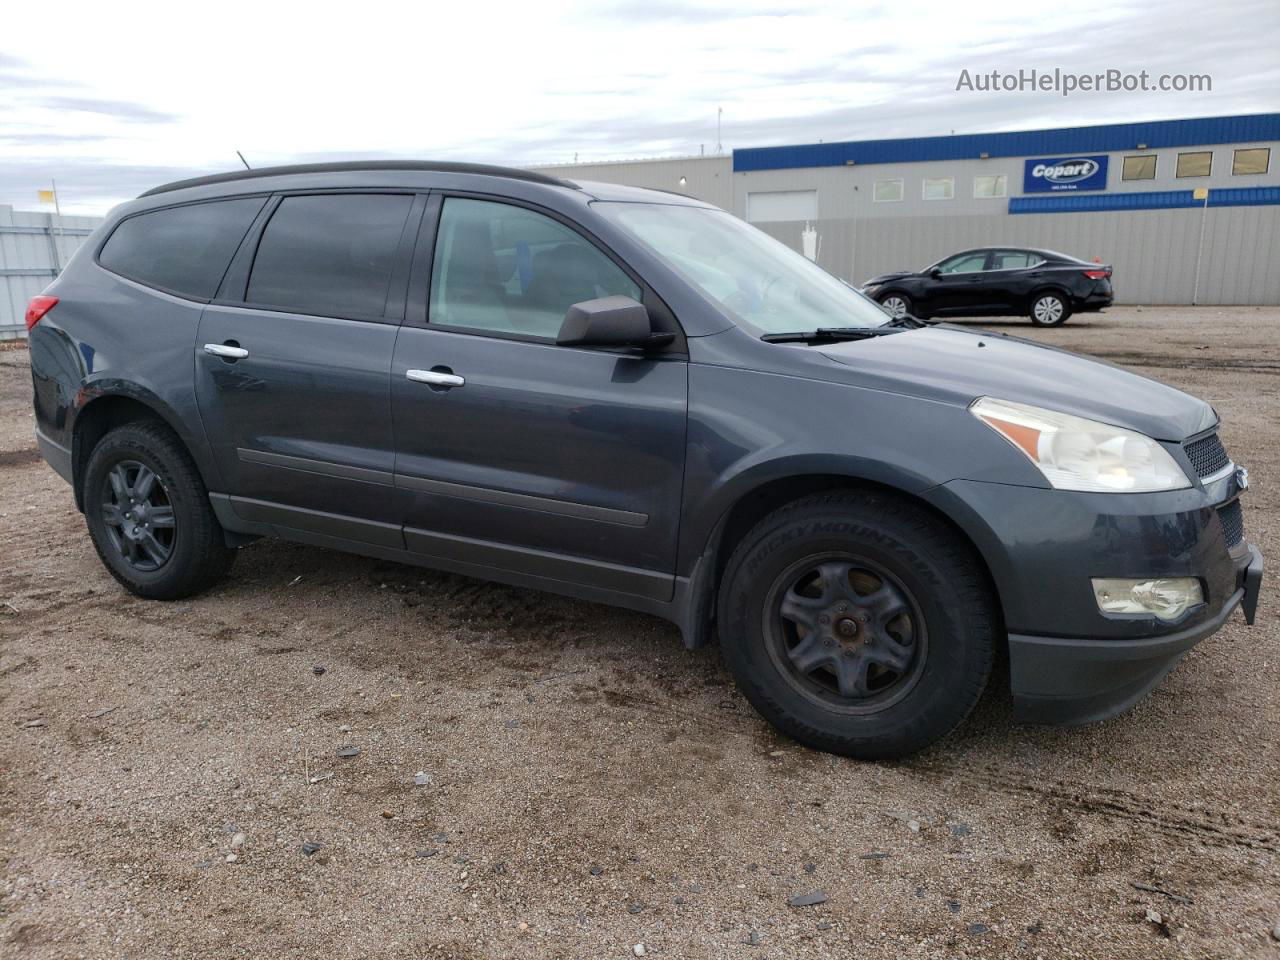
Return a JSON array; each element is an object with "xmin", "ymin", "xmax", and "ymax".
[{"xmin": 1, "ymin": 306, "xmax": 1278, "ymax": 960}]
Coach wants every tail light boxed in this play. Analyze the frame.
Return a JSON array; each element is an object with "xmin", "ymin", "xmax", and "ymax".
[
  {"xmin": 25, "ymin": 295, "xmax": 59, "ymax": 331},
  {"xmin": 1083, "ymin": 269, "xmax": 1111, "ymax": 280}
]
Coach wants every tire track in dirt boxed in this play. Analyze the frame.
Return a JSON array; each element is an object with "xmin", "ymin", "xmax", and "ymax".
[
  {"xmin": 909, "ymin": 758, "xmax": 1279, "ymax": 854},
  {"xmin": 592, "ymin": 690, "xmax": 1280, "ymax": 854}
]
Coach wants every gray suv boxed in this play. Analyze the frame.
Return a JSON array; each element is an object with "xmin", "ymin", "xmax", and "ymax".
[{"xmin": 28, "ymin": 161, "xmax": 1262, "ymax": 759}]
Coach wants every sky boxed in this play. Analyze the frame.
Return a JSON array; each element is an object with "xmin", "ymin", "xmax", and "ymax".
[{"xmin": 1, "ymin": 0, "xmax": 1277, "ymax": 215}]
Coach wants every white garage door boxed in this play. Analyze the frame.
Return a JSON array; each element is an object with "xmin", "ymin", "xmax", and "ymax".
[{"xmin": 745, "ymin": 190, "xmax": 819, "ymax": 224}]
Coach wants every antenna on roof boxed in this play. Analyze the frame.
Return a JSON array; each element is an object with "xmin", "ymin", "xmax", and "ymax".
[
  {"xmin": 236, "ymin": 150, "xmax": 251, "ymax": 170},
  {"xmin": 716, "ymin": 107, "xmax": 723, "ymax": 154}
]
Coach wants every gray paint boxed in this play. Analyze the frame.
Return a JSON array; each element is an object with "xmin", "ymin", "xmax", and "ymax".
[{"xmin": 27, "ymin": 162, "xmax": 1260, "ymax": 729}]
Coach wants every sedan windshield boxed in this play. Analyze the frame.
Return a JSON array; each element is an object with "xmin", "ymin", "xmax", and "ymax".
[{"xmin": 595, "ymin": 202, "xmax": 891, "ymax": 336}]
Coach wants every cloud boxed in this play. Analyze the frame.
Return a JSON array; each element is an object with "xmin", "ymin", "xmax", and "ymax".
[
  {"xmin": 33, "ymin": 95, "xmax": 179, "ymax": 124},
  {"xmin": 0, "ymin": 0, "xmax": 1274, "ymax": 214}
]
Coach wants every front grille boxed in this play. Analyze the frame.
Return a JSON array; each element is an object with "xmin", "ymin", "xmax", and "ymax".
[
  {"xmin": 1218, "ymin": 499, "xmax": 1245, "ymax": 547},
  {"xmin": 1185, "ymin": 432, "xmax": 1230, "ymax": 478}
]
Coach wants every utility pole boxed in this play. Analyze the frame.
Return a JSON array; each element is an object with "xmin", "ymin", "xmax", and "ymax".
[
  {"xmin": 716, "ymin": 107, "xmax": 723, "ymax": 154},
  {"xmin": 1192, "ymin": 187, "xmax": 1210, "ymax": 305},
  {"xmin": 50, "ymin": 179, "xmax": 63, "ymax": 272}
]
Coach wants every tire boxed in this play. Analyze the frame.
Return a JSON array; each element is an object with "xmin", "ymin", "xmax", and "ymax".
[
  {"xmin": 717, "ymin": 492, "xmax": 996, "ymax": 760},
  {"xmin": 83, "ymin": 421, "xmax": 235, "ymax": 600},
  {"xmin": 877, "ymin": 292, "xmax": 913, "ymax": 319},
  {"xmin": 1029, "ymin": 291, "xmax": 1071, "ymax": 326}
]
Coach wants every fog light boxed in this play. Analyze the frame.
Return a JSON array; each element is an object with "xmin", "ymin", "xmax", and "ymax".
[{"xmin": 1092, "ymin": 578, "xmax": 1204, "ymax": 621}]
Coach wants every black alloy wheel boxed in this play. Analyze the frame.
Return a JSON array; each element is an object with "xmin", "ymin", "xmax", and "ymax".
[{"xmin": 100, "ymin": 460, "xmax": 176, "ymax": 571}]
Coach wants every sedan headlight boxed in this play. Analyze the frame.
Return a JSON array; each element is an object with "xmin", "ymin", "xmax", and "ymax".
[{"xmin": 971, "ymin": 397, "xmax": 1190, "ymax": 493}]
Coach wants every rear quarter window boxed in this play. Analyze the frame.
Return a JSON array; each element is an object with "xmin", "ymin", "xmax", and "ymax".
[{"xmin": 98, "ymin": 197, "xmax": 266, "ymax": 299}]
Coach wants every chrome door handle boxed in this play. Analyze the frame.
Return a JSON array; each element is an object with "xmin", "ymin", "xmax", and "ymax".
[
  {"xmin": 204, "ymin": 343, "xmax": 249, "ymax": 359},
  {"xmin": 406, "ymin": 369, "xmax": 465, "ymax": 388}
]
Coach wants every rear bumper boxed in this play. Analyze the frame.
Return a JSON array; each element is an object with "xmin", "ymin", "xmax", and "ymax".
[
  {"xmin": 1010, "ymin": 542, "xmax": 1262, "ymax": 724},
  {"xmin": 1076, "ymin": 291, "xmax": 1114, "ymax": 312},
  {"xmin": 35, "ymin": 426, "xmax": 73, "ymax": 484}
]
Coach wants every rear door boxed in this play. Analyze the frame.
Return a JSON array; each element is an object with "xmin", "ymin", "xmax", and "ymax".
[
  {"xmin": 972, "ymin": 249, "xmax": 1044, "ymax": 310},
  {"xmin": 195, "ymin": 191, "xmax": 424, "ymax": 545},
  {"xmin": 389, "ymin": 195, "xmax": 688, "ymax": 601}
]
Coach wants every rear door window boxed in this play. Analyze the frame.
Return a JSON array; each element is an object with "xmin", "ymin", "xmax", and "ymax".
[
  {"xmin": 98, "ymin": 197, "xmax": 266, "ymax": 299},
  {"xmin": 247, "ymin": 194, "xmax": 414, "ymax": 319},
  {"xmin": 989, "ymin": 251, "xmax": 1039, "ymax": 270}
]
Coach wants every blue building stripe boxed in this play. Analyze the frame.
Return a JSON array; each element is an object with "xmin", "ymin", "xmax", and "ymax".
[
  {"xmin": 1008, "ymin": 185, "xmax": 1280, "ymax": 214},
  {"xmin": 733, "ymin": 114, "xmax": 1280, "ymax": 173},
  {"xmin": 1208, "ymin": 185, "xmax": 1280, "ymax": 207}
]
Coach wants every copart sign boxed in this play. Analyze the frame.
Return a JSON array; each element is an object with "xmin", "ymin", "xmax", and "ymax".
[{"xmin": 1023, "ymin": 155, "xmax": 1109, "ymax": 192}]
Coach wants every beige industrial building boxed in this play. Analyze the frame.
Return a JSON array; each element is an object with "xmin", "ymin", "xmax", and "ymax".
[{"xmin": 532, "ymin": 113, "xmax": 1280, "ymax": 305}]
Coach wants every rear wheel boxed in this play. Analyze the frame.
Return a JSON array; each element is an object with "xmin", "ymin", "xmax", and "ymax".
[
  {"xmin": 83, "ymin": 422, "xmax": 235, "ymax": 599},
  {"xmin": 1029, "ymin": 292, "xmax": 1071, "ymax": 326},
  {"xmin": 878, "ymin": 292, "xmax": 913, "ymax": 319},
  {"xmin": 717, "ymin": 492, "xmax": 996, "ymax": 759}
]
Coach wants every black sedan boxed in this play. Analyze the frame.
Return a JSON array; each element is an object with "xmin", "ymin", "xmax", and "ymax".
[{"xmin": 862, "ymin": 247, "xmax": 1113, "ymax": 326}]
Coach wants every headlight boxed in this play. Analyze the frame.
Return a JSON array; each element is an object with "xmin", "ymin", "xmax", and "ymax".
[
  {"xmin": 971, "ymin": 397, "xmax": 1190, "ymax": 493},
  {"xmin": 1093, "ymin": 577, "xmax": 1203, "ymax": 620}
]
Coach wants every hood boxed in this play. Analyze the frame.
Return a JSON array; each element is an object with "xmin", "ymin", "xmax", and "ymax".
[
  {"xmin": 817, "ymin": 325, "xmax": 1215, "ymax": 441},
  {"xmin": 864, "ymin": 270, "xmax": 919, "ymax": 285}
]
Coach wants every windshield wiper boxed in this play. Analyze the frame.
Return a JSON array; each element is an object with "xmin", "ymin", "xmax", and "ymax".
[
  {"xmin": 884, "ymin": 314, "xmax": 929, "ymax": 329},
  {"xmin": 760, "ymin": 326, "xmax": 902, "ymax": 344}
]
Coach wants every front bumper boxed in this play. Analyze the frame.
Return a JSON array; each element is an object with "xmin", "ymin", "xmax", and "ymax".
[
  {"xmin": 1010, "ymin": 542, "xmax": 1262, "ymax": 724},
  {"xmin": 923, "ymin": 476, "xmax": 1260, "ymax": 726}
]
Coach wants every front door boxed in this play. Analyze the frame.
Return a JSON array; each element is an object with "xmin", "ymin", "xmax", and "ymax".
[
  {"xmin": 390, "ymin": 196, "xmax": 688, "ymax": 600},
  {"xmin": 195, "ymin": 192, "xmax": 422, "ymax": 544},
  {"xmin": 926, "ymin": 250, "xmax": 992, "ymax": 314}
]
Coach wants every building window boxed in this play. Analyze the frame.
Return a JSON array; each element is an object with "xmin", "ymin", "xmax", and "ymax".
[
  {"xmin": 745, "ymin": 190, "xmax": 818, "ymax": 223},
  {"xmin": 922, "ymin": 177, "xmax": 954, "ymax": 200},
  {"xmin": 1233, "ymin": 147, "xmax": 1270, "ymax": 176},
  {"xmin": 973, "ymin": 175, "xmax": 1007, "ymax": 198},
  {"xmin": 873, "ymin": 179, "xmax": 904, "ymax": 202},
  {"xmin": 1176, "ymin": 151, "xmax": 1213, "ymax": 178},
  {"xmin": 1122, "ymin": 155, "xmax": 1157, "ymax": 180}
]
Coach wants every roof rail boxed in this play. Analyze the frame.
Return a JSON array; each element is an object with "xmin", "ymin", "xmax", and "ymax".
[{"xmin": 138, "ymin": 160, "xmax": 580, "ymax": 198}]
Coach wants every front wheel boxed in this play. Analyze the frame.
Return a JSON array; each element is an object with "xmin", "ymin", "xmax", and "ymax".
[
  {"xmin": 717, "ymin": 492, "xmax": 996, "ymax": 759},
  {"xmin": 83, "ymin": 422, "xmax": 235, "ymax": 600},
  {"xmin": 1029, "ymin": 292, "xmax": 1071, "ymax": 326},
  {"xmin": 878, "ymin": 292, "xmax": 913, "ymax": 319}
]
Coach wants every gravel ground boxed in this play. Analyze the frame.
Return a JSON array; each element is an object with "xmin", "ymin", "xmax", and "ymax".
[{"xmin": 1, "ymin": 306, "xmax": 1278, "ymax": 959}]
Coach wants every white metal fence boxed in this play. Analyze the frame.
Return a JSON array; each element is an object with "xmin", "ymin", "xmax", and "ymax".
[{"xmin": 0, "ymin": 205, "xmax": 103, "ymax": 340}]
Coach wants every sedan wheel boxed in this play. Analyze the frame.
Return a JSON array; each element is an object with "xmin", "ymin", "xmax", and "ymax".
[
  {"xmin": 1030, "ymin": 293, "xmax": 1070, "ymax": 326},
  {"xmin": 880, "ymin": 294, "xmax": 910, "ymax": 319}
]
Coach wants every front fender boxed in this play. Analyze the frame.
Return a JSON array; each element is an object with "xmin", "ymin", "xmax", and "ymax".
[{"xmin": 677, "ymin": 362, "xmax": 1042, "ymax": 575}]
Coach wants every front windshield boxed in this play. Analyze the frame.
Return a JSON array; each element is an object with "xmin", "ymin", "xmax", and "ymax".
[{"xmin": 595, "ymin": 202, "xmax": 891, "ymax": 335}]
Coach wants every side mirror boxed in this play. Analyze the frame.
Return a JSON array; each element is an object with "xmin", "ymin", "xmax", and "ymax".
[
  {"xmin": 557, "ymin": 296, "xmax": 657, "ymax": 348},
  {"xmin": 928, "ymin": 268, "xmax": 942, "ymax": 278}
]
